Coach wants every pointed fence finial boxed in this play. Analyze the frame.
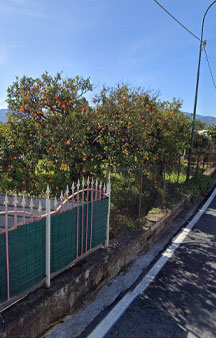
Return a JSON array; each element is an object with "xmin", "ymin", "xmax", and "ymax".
[
  {"xmin": 82, "ymin": 177, "xmax": 85, "ymax": 188},
  {"xmin": 87, "ymin": 176, "xmax": 90, "ymax": 186},
  {"xmin": 91, "ymin": 177, "xmax": 94, "ymax": 188},
  {"xmin": 22, "ymin": 195, "xmax": 26, "ymax": 208},
  {"xmin": 38, "ymin": 201, "xmax": 42, "ymax": 214},
  {"xmin": 4, "ymin": 194, "xmax": 9, "ymax": 208},
  {"xmin": 46, "ymin": 185, "xmax": 50, "ymax": 199},
  {"xmin": 54, "ymin": 196, "xmax": 58, "ymax": 209},
  {"xmin": 77, "ymin": 179, "xmax": 80, "ymax": 190},
  {"xmin": 60, "ymin": 191, "xmax": 64, "ymax": 203},
  {"xmin": 65, "ymin": 185, "xmax": 69, "ymax": 197},
  {"xmin": 30, "ymin": 197, "xmax": 34, "ymax": 210},
  {"xmin": 13, "ymin": 194, "xmax": 18, "ymax": 207},
  {"xmin": 71, "ymin": 182, "xmax": 75, "ymax": 193}
]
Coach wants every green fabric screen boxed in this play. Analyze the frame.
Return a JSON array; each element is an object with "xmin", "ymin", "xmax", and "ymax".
[
  {"xmin": 51, "ymin": 198, "xmax": 109, "ymax": 273},
  {"xmin": 0, "ymin": 218, "xmax": 46, "ymax": 302},
  {"xmin": 0, "ymin": 234, "xmax": 6, "ymax": 302},
  {"xmin": 0, "ymin": 197, "xmax": 108, "ymax": 303}
]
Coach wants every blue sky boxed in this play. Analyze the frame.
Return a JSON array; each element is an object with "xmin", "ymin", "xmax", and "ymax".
[{"xmin": 0, "ymin": 0, "xmax": 216, "ymax": 117}]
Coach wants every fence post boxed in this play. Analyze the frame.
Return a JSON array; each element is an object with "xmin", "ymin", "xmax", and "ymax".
[
  {"xmin": 105, "ymin": 170, "xmax": 111, "ymax": 247},
  {"xmin": 4, "ymin": 194, "xmax": 10, "ymax": 300},
  {"xmin": 45, "ymin": 185, "xmax": 51, "ymax": 288},
  {"xmin": 76, "ymin": 179, "xmax": 80, "ymax": 257}
]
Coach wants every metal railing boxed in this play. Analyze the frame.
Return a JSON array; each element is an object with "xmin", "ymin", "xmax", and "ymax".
[{"xmin": 0, "ymin": 176, "xmax": 111, "ymax": 311}]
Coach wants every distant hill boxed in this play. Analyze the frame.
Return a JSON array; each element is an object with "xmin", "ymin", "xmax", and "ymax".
[
  {"xmin": 0, "ymin": 109, "xmax": 9, "ymax": 123},
  {"xmin": 184, "ymin": 112, "xmax": 216, "ymax": 125}
]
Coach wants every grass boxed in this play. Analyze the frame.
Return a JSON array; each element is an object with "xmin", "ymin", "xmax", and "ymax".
[{"xmin": 148, "ymin": 207, "xmax": 164, "ymax": 214}]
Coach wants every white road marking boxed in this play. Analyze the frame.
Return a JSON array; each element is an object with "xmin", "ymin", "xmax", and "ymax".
[{"xmin": 87, "ymin": 188, "xmax": 216, "ymax": 338}]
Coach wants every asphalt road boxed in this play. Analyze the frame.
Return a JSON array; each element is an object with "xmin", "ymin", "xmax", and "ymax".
[{"xmin": 103, "ymin": 194, "xmax": 216, "ymax": 338}]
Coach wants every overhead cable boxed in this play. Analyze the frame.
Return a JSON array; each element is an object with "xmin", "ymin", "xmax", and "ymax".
[
  {"xmin": 153, "ymin": 0, "xmax": 201, "ymax": 41},
  {"xmin": 154, "ymin": 0, "xmax": 216, "ymax": 93},
  {"xmin": 203, "ymin": 47, "xmax": 216, "ymax": 91}
]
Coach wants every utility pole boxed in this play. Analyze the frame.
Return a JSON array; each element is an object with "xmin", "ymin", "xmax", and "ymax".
[{"xmin": 186, "ymin": 0, "xmax": 216, "ymax": 182}]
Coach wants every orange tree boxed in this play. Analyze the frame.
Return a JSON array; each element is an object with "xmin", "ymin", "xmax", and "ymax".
[
  {"xmin": 88, "ymin": 84, "xmax": 159, "ymax": 223},
  {"xmin": 2, "ymin": 75, "xmax": 191, "ymax": 200},
  {"xmin": 90, "ymin": 86, "xmax": 190, "ymax": 174},
  {"xmin": 152, "ymin": 99, "xmax": 191, "ymax": 171},
  {"xmin": 88, "ymin": 85, "xmax": 191, "ymax": 220},
  {"xmin": 4, "ymin": 72, "xmax": 94, "ymax": 194},
  {"xmin": 90, "ymin": 84, "xmax": 160, "ymax": 169},
  {"xmin": 150, "ymin": 100, "xmax": 191, "ymax": 205}
]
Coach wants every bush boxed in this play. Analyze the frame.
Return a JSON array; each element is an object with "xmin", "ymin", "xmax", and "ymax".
[{"xmin": 187, "ymin": 173, "xmax": 211, "ymax": 202}]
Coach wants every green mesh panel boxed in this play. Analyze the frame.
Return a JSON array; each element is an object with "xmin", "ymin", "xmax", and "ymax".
[
  {"xmin": 50, "ymin": 207, "xmax": 77, "ymax": 273},
  {"xmin": 0, "ymin": 218, "xmax": 46, "ymax": 302},
  {"xmin": 51, "ymin": 198, "xmax": 109, "ymax": 273},
  {"xmin": 0, "ymin": 233, "xmax": 6, "ymax": 302},
  {"xmin": 92, "ymin": 198, "xmax": 109, "ymax": 247},
  {"xmin": 0, "ymin": 197, "xmax": 109, "ymax": 302}
]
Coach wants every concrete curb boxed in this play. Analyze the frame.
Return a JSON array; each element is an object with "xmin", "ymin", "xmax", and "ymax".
[{"xmin": 0, "ymin": 168, "xmax": 215, "ymax": 338}]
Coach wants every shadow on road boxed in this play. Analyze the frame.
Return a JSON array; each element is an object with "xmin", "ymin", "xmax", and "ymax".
[{"xmin": 105, "ymin": 210, "xmax": 216, "ymax": 338}]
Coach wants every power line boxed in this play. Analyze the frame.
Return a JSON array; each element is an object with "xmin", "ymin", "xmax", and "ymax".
[
  {"xmin": 153, "ymin": 0, "xmax": 201, "ymax": 41},
  {"xmin": 203, "ymin": 47, "xmax": 216, "ymax": 91},
  {"xmin": 154, "ymin": 0, "xmax": 216, "ymax": 93}
]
